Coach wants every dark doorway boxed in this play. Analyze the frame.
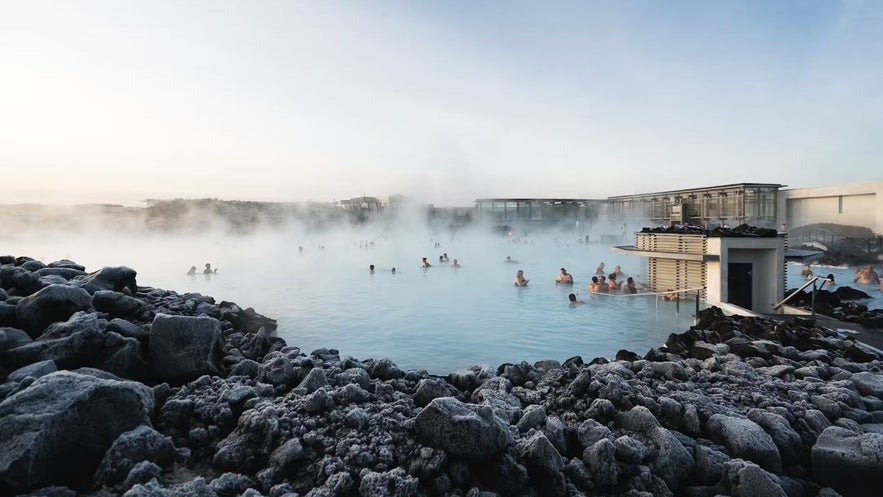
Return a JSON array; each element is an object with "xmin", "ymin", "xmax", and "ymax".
[{"xmin": 728, "ymin": 263, "xmax": 753, "ymax": 310}]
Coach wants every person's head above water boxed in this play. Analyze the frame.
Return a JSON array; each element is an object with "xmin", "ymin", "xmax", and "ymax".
[
  {"xmin": 506, "ymin": 256, "xmax": 512, "ymax": 261},
  {"xmin": 391, "ymin": 267, "xmax": 396, "ymax": 274},
  {"xmin": 592, "ymin": 276, "xmax": 599, "ymax": 283},
  {"xmin": 369, "ymin": 264, "xmax": 375, "ymax": 271},
  {"xmin": 568, "ymin": 293, "xmax": 577, "ymax": 302}
]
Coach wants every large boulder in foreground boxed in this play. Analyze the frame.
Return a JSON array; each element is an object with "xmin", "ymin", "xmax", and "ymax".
[
  {"xmin": 812, "ymin": 426, "xmax": 883, "ymax": 497},
  {"xmin": 414, "ymin": 397, "xmax": 513, "ymax": 460},
  {"xmin": 0, "ymin": 371, "xmax": 154, "ymax": 492},
  {"xmin": 14, "ymin": 284, "xmax": 92, "ymax": 337},
  {"xmin": 149, "ymin": 314, "xmax": 224, "ymax": 384},
  {"xmin": 74, "ymin": 266, "xmax": 138, "ymax": 295},
  {"xmin": 707, "ymin": 414, "xmax": 782, "ymax": 473},
  {"xmin": 95, "ymin": 425, "xmax": 182, "ymax": 487}
]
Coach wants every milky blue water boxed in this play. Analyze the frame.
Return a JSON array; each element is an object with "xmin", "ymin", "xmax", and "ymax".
[
  {"xmin": 6, "ymin": 227, "xmax": 704, "ymax": 374},
  {"xmin": 786, "ymin": 261, "xmax": 883, "ymax": 310}
]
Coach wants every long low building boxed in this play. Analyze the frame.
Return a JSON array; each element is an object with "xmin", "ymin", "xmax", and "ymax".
[
  {"xmin": 777, "ymin": 181, "xmax": 883, "ymax": 236},
  {"xmin": 474, "ymin": 198, "xmax": 604, "ymax": 227}
]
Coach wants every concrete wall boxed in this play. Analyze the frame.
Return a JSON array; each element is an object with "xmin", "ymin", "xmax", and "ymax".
[
  {"xmin": 706, "ymin": 237, "xmax": 785, "ymax": 313},
  {"xmin": 778, "ymin": 182, "xmax": 883, "ymax": 235}
]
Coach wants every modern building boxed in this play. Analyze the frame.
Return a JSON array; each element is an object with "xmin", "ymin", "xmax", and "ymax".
[
  {"xmin": 614, "ymin": 229, "xmax": 786, "ymax": 314},
  {"xmin": 778, "ymin": 181, "xmax": 883, "ymax": 236},
  {"xmin": 607, "ymin": 183, "xmax": 783, "ymax": 229},
  {"xmin": 474, "ymin": 198, "xmax": 604, "ymax": 227}
]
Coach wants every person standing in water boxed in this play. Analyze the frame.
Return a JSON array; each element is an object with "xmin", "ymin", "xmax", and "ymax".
[
  {"xmin": 421, "ymin": 257, "xmax": 431, "ymax": 268},
  {"xmin": 556, "ymin": 268, "xmax": 574, "ymax": 284},
  {"xmin": 369, "ymin": 264, "xmax": 375, "ymax": 273},
  {"xmin": 187, "ymin": 266, "xmax": 197, "ymax": 275},
  {"xmin": 203, "ymin": 263, "xmax": 217, "ymax": 275},
  {"xmin": 595, "ymin": 262, "xmax": 605, "ymax": 275},
  {"xmin": 515, "ymin": 270, "xmax": 529, "ymax": 286},
  {"xmin": 452, "ymin": 259, "xmax": 461, "ymax": 268},
  {"xmin": 623, "ymin": 277, "xmax": 638, "ymax": 294}
]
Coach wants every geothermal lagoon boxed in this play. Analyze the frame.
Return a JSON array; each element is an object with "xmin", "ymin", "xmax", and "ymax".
[{"xmin": 4, "ymin": 225, "xmax": 702, "ymax": 373}]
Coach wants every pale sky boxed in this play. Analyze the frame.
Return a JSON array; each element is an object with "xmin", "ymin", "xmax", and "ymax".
[{"xmin": 1, "ymin": 1, "xmax": 882, "ymax": 206}]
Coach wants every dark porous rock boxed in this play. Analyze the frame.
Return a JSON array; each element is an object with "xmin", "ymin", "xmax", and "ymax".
[
  {"xmin": 447, "ymin": 365, "xmax": 494, "ymax": 392},
  {"xmin": 414, "ymin": 397, "xmax": 512, "ymax": 460},
  {"xmin": 616, "ymin": 405, "xmax": 661, "ymax": 433},
  {"xmin": 218, "ymin": 301, "xmax": 277, "ymax": 334},
  {"xmin": 20, "ymin": 260, "xmax": 46, "ymax": 272},
  {"xmin": 649, "ymin": 427, "xmax": 694, "ymax": 490},
  {"xmin": 368, "ymin": 357, "xmax": 404, "ymax": 381},
  {"xmin": 34, "ymin": 267, "xmax": 86, "ymax": 281},
  {"xmin": 850, "ymin": 371, "xmax": 883, "ymax": 399},
  {"xmin": 259, "ymin": 355, "xmax": 295, "ymax": 391},
  {"xmin": 7, "ymin": 359, "xmax": 57, "ymax": 382},
  {"xmin": 0, "ymin": 265, "xmax": 43, "ymax": 296},
  {"xmin": 294, "ymin": 366, "xmax": 328, "ymax": 394},
  {"xmin": 95, "ymin": 425, "xmax": 182, "ymax": 487},
  {"xmin": 413, "ymin": 377, "xmax": 459, "ymax": 407},
  {"xmin": 584, "ymin": 438, "xmax": 618, "ymax": 491},
  {"xmin": 229, "ymin": 359, "xmax": 260, "ymax": 379},
  {"xmin": 843, "ymin": 344, "xmax": 877, "ymax": 363},
  {"xmin": 120, "ymin": 461, "xmax": 162, "ymax": 492},
  {"xmin": 0, "ymin": 371, "xmax": 153, "ymax": 492},
  {"xmin": 75, "ymin": 266, "xmax": 138, "ymax": 296},
  {"xmin": 728, "ymin": 462, "xmax": 787, "ymax": 497},
  {"xmin": 268, "ymin": 437, "xmax": 304, "ymax": 473},
  {"xmin": 516, "ymin": 404, "xmax": 547, "ymax": 433},
  {"xmin": 614, "ymin": 435, "xmax": 648, "ymax": 465},
  {"xmin": 616, "ymin": 349, "xmax": 640, "ymax": 361},
  {"xmin": 708, "ymin": 414, "xmax": 782, "ymax": 473},
  {"xmin": 472, "ymin": 376, "xmax": 522, "ymax": 424},
  {"xmin": 834, "ymin": 286, "xmax": 871, "ymax": 301},
  {"xmin": 811, "ymin": 426, "xmax": 883, "ymax": 497},
  {"xmin": 47, "ymin": 259, "xmax": 85, "ymax": 271},
  {"xmin": 210, "ymin": 472, "xmax": 254, "ymax": 497},
  {"xmin": 40, "ymin": 310, "xmax": 102, "ymax": 340},
  {"xmin": 149, "ymin": 314, "xmax": 224, "ymax": 385},
  {"xmin": 0, "ymin": 302, "xmax": 20, "ymax": 328},
  {"xmin": 0, "ymin": 327, "xmax": 33, "ymax": 353},
  {"xmin": 93, "ymin": 290, "xmax": 150, "ymax": 320},
  {"xmin": 747, "ymin": 409, "xmax": 804, "ymax": 465},
  {"xmin": 107, "ymin": 318, "xmax": 149, "ymax": 341},
  {"xmin": 15, "ymin": 284, "xmax": 93, "ymax": 337},
  {"xmin": 358, "ymin": 468, "xmax": 418, "ymax": 497}
]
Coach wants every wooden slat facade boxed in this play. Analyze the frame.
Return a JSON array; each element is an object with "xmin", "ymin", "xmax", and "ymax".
[{"xmin": 637, "ymin": 233, "xmax": 707, "ymax": 299}]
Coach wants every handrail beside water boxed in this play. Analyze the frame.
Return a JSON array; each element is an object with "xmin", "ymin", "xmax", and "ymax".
[{"xmin": 772, "ymin": 275, "xmax": 830, "ymax": 313}]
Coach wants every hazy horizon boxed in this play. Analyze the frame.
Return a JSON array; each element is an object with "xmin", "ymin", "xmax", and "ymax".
[{"xmin": 2, "ymin": 1, "xmax": 882, "ymax": 206}]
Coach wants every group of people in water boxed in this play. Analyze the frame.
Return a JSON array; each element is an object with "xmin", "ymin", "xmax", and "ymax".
[
  {"xmin": 512, "ymin": 261, "xmax": 661, "ymax": 305},
  {"xmin": 186, "ymin": 263, "xmax": 218, "ymax": 275},
  {"xmin": 800, "ymin": 263, "xmax": 882, "ymax": 290}
]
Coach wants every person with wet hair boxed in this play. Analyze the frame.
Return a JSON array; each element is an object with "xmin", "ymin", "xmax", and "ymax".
[
  {"xmin": 514, "ymin": 269, "xmax": 529, "ymax": 287},
  {"xmin": 369, "ymin": 264, "xmax": 375, "ymax": 273},
  {"xmin": 597, "ymin": 275, "xmax": 609, "ymax": 292},
  {"xmin": 823, "ymin": 273, "xmax": 835, "ymax": 286},
  {"xmin": 589, "ymin": 276, "xmax": 600, "ymax": 293},
  {"xmin": 203, "ymin": 263, "xmax": 217, "ymax": 275},
  {"xmin": 422, "ymin": 257, "xmax": 431, "ymax": 268},
  {"xmin": 187, "ymin": 266, "xmax": 197, "ymax": 275},
  {"xmin": 556, "ymin": 268, "xmax": 574, "ymax": 284},
  {"xmin": 452, "ymin": 259, "xmax": 461, "ymax": 268},
  {"xmin": 595, "ymin": 262, "xmax": 605, "ymax": 275},
  {"xmin": 568, "ymin": 293, "xmax": 584, "ymax": 305},
  {"xmin": 623, "ymin": 276, "xmax": 638, "ymax": 294},
  {"xmin": 608, "ymin": 273, "xmax": 621, "ymax": 291}
]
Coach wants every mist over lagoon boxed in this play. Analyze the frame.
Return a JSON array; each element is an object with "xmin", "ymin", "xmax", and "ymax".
[{"xmin": 2, "ymin": 206, "xmax": 697, "ymax": 374}]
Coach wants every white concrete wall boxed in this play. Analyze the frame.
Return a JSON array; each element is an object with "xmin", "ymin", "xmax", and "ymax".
[
  {"xmin": 778, "ymin": 182, "xmax": 883, "ymax": 235},
  {"xmin": 705, "ymin": 237, "xmax": 785, "ymax": 313}
]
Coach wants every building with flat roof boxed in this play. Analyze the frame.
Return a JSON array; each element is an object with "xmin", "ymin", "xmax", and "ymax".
[
  {"xmin": 777, "ymin": 181, "xmax": 883, "ymax": 236},
  {"xmin": 474, "ymin": 198, "xmax": 604, "ymax": 227},
  {"xmin": 607, "ymin": 183, "xmax": 783, "ymax": 229}
]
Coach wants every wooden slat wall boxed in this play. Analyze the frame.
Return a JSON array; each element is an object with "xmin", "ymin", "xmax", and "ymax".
[
  {"xmin": 646, "ymin": 258, "xmax": 707, "ymax": 299},
  {"xmin": 636, "ymin": 233, "xmax": 706, "ymax": 255}
]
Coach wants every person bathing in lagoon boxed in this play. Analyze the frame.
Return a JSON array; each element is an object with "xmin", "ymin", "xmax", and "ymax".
[
  {"xmin": 595, "ymin": 262, "xmax": 605, "ymax": 275},
  {"xmin": 369, "ymin": 264, "xmax": 375, "ymax": 273},
  {"xmin": 623, "ymin": 277, "xmax": 638, "ymax": 294},
  {"xmin": 823, "ymin": 273, "xmax": 835, "ymax": 286},
  {"xmin": 439, "ymin": 255, "xmax": 445, "ymax": 264},
  {"xmin": 608, "ymin": 273, "xmax": 621, "ymax": 291},
  {"xmin": 661, "ymin": 289, "xmax": 679, "ymax": 301},
  {"xmin": 452, "ymin": 259, "xmax": 461, "ymax": 268},
  {"xmin": 853, "ymin": 265, "xmax": 880, "ymax": 284},
  {"xmin": 589, "ymin": 276, "xmax": 600, "ymax": 293},
  {"xmin": 187, "ymin": 266, "xmax": 197, "ymax": 275},
  {"xmin": 568, "ymin": 293, "xmax": 585, "ymax": 306},
  {"xmin": 421, "ymin": 257, "xmax": 431, "ymax": 268},
  {"xmin": 203, "ymin": 263, "xmax": 217, "ymax": 275},
  {"xmin": 443, "ymin": 253, "xmax": 449, "ymax": 262},
  {"xmin": 514, "ymin": 270, "xmax": 529, "ymax": 287},
  {"xmin": 391, "ymin": 267, "xmax": 396, "ymax": 274},
  {"xmin": 556, "ymin": 268, "xmax": 574, "ymax": 284},
  {"xmin": 505, "ymin": 256, "xmax": 519, "ymax": 263},
  {"xmin": 801, "ymin": 264, "xmax": 814, "ymax": 280}
]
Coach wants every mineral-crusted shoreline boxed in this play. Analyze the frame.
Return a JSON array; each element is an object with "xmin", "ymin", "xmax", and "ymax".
[{"xmin": 2, "ymin": 255, "xmax": 883, "ymax": 497}]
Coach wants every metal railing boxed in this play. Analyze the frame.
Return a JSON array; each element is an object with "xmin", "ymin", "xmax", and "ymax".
[{"xmin": 772, "ymin": 275, "xmax": 831, "ymax": 316}]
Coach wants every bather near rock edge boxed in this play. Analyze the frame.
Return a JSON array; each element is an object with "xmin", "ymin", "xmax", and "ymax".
[{"xmin": 1, "ymin": 254, "xmax": 882, "ymax": 497}]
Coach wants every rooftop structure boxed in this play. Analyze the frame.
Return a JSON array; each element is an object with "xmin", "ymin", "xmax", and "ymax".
[{"xmin": 607, "ymin": 183, "xmax": 784, "ymax": 229}]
